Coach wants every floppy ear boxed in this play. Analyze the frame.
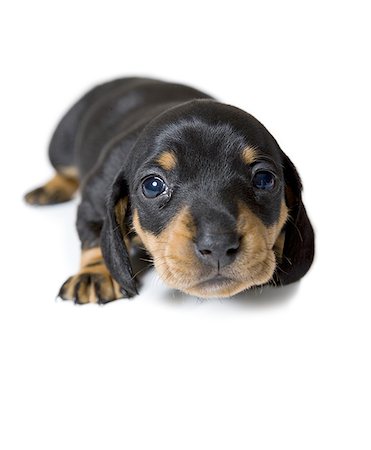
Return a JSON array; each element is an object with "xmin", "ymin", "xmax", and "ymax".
[
  {"xmin": 274, "ymin": 152, "xmax": 315, "ymax": 286},
  {"xmin": 100, "ymin": 170, "xmax": 138, "ymax": 297}
]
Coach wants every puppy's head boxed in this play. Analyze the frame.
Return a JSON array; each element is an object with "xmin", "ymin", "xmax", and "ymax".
[{"xmin": 101, "ymin": 100, "xmax": 314, "ymax": 298}]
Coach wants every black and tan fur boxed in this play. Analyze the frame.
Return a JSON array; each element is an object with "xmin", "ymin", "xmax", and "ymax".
[{"xmin": 25, "ymin": 77, "xmax": 315, "ymax": 304}]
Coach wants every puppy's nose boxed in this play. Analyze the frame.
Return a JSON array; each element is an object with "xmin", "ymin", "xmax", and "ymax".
[{"xmin": 196, "ymin": 232, "xmax": 240, "ymax": 268}]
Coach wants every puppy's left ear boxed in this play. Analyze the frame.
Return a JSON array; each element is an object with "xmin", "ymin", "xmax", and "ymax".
[
  {"xmin": 100, "ymin": 170, "xmax": 138, "ymax": 297},
  {"xmin": 274, "ymin": 152, "xmax": 315, "ymax": 286}
]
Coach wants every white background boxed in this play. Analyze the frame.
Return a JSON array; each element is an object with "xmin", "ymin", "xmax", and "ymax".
[{"xmin": 1, "ymin": 1, "xmax": 370, "ymax": 449}]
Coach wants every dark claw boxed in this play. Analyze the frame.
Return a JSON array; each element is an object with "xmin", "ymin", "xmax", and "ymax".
[
  {"xmin": 120, "ymin": 284, "xmax": 138, "ymax": 298},
  {"xmin": 94, "ymin": 279, "xmax": 105, "ymax": 305},
  {"xmin": 73, "ymin": 274, "xmax": 90, "ymax": 304},
  {"xmin": 73, "ymin": 279, "xmax": 82, "ymax": 304},
  {"xmin": 120, "ymin": 288, "xmax": 129, "ymax": 298},
  {"xmin": 24, "ymin": 187, "xmax": 45, "ymax": 205},
  {"xmin": 58, "ymin": 276, "xmax": 73, "ymax": 300},
  {"xmin": 73, "ymin": 277, "xmax": 84, "ymax": 305},
  {"xmin": 97, "ymin": 297, "xmax": 116, "ymax": 305}
]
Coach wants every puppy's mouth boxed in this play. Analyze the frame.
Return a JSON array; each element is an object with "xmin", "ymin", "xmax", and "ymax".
[
  {"xmin": 194, "ymin": 275, "xmax": 233, "ymax": 291},
  {"xmin": 184, "ymin": 273, "xmax": 249, "ymax": 298}
]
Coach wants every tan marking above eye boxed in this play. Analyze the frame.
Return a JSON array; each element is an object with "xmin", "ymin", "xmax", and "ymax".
[
  {"xmin": 156, "ymin": 150, "xmax": 177, "ymax": 171},
  {"xmin": 241, "ymin": 146, "xmax": 258, "ymax": 165}
]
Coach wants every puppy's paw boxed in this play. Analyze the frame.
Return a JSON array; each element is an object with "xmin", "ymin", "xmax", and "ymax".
[
  {"xmin": 24, "ymin": 173, "xmax": 78, "ymax": 205},
  {"xmin": 58, "ymin": 264, "xmax": 124, "ymax": 305}
]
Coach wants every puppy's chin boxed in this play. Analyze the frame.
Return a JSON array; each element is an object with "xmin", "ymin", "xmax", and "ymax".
[
  {"xmin": 182, "ymin": 278, "xmax": 248, "ymax": 298},
  {"xmin": 153, "ymin": 252, "xmax": 277, "ymax": 298}
]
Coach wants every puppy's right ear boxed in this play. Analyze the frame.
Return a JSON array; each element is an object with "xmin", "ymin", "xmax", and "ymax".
[
  {"xmin": 100, "ymin": 170, "xmax": 138, "ymax": 298},
  {"xmin": 274, "ymin": 152, "xmax": 315, "ymax": 286}
]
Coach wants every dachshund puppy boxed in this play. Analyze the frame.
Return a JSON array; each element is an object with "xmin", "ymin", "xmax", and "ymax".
[{"xmin": 25, "ymin": 77, "xmax": 314, "ymax": 304}]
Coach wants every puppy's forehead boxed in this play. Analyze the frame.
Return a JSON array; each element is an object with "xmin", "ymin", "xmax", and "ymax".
[{"xmin": 146, "ymin": 101, "xmax": 283, "ymax": 170}]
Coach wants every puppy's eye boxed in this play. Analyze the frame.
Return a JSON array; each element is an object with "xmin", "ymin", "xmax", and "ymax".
[
  {"xmin": 142, "ymin": 176, "xmax": 167, "ymax": 198},
  {"xmin": 253, "ymin": 171, "xmax": 275, "ymax": 190}
]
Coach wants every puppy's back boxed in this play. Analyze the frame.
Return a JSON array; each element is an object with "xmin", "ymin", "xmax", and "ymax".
[{"xmin": 51, "ymin": 77, "xmax": 213, "ymax": 179}]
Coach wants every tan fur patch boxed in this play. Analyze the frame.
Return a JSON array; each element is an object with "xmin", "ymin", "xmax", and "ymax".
[
  {"xmin": 263, "ymin": 201, "xmax": 289, "ymax": 250},
  {"xmin": 24, "ymin": 171, "xmax": 79, "ymax": 205},
  {"xmin": 112, "ymin": 197, "xmax": 143, "ymax": 250},
  {"xmin": 80, "ymin": 247, "xmax": 103, "ymax": 269},
  {"xmin": 273, "ymin": 231, "xmax": 286, "ymax": 260},
  {"xmin": 46, "ymin": 173, "xmax": 78, "ymax": 195},
  {"xmin": 114, "ymin": 197, "xmax": 129, "ymax": 244},
  {"xmin": 59, "ymin": 166, "xmax": 79, "ymax": 178},
  {"xmin": 156, "ymin": 150, "xmax": 177, "ymax": 171},
  {"xmin": 241, "ymin": 146, "xmax": 258, "ymax": 165},
  {"xmin": 133, "ymin": 207, "xmax": 198, "ymax": 288},
  {"xmin": 133, "ymin": 200, "xmax": 288, "ymax": 298}
]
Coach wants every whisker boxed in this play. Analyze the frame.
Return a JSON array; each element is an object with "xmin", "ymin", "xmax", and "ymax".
[
  {"xmin": 286, "ymin": 215, "xmax": 303, "ymax": 242},
  {"xmin": 132, "ymin": 265, "xmax": 151, "ymax": 280},
  {"xmin": 139, "ymin": 257, "xmax": 154, "ymax": 263}
]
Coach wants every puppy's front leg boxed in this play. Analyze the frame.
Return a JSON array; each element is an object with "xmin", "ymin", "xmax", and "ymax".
[
  {"xmin": 58, "ymin": 162, "xmax": 137, "ymax": 304},
  {"xmin": 58, "ymin": 247, "xmax": 124, "ymax": 304}
]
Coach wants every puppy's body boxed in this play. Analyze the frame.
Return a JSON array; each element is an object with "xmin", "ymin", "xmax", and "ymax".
[
  {"xmin": 25, "ymin": 77, "xmax": 314, "ymax": 303},
  {"xmin": 50, "ymin": 78, "xmax": 211, "ymax": 177}
]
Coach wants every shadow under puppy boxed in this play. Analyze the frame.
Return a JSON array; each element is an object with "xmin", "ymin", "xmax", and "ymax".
[{"xmin": 25, "ymin": 77, "xmax": 315, "ymax": 304}]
